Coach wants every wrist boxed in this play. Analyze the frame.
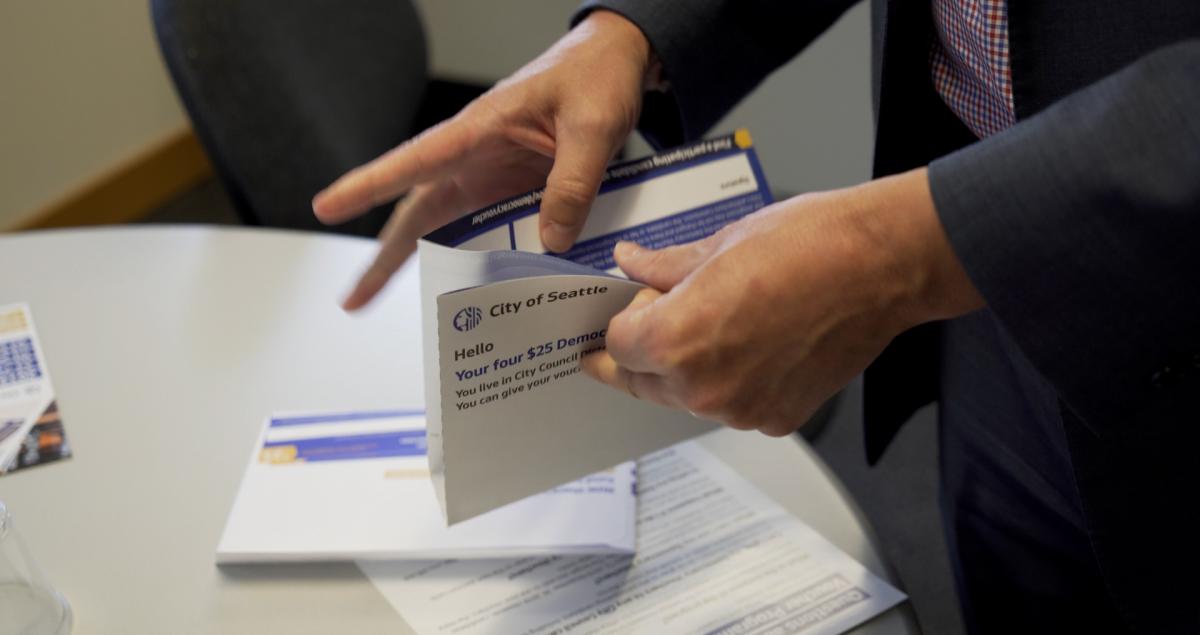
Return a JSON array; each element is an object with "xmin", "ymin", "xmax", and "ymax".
[{"xmin": 852, "ymin": 168, "xmax": 985, "ymax": 329}]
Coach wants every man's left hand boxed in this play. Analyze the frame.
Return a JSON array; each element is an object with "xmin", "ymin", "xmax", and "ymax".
[{"xmin": 582, "ymin": 167, "xmax": 984, "ymax": 436}]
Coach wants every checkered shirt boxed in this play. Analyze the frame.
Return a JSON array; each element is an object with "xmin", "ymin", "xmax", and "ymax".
[{"xmin": 930, "ymin": 0, "xmax": 1016, "ymax": 139}]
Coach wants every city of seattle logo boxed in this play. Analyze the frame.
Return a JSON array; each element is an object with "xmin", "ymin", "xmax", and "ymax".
[{"xmin": 453, "ymin": 306, "xmax": 483, "ymax": 332}]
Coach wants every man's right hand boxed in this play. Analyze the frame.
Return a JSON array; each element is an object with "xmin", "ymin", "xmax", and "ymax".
[{"xmin": 312, "ymin": 10, "xmax": 653, "ymax": 310}]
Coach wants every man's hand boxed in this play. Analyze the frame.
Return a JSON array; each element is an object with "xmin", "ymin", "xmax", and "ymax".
[
  {"xmin": 582, "ymin": 168, "xmax": 985, "ymax": 436},
  {"xmin": 312, "ymin": 11, "xmax": 653, "ymax": 310}
]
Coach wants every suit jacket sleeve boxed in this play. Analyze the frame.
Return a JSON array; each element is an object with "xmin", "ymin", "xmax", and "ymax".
[
  {"xmin": 928, "ymin": 40, "xmax": 1200, "ymax": 433},
  {"xmin": 574, "ymin": 0, "xmax": 860, "ymax": 148}
]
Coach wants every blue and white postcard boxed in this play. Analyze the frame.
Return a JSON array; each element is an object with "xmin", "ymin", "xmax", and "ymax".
[
  {"xmin": 217, "ymin": 410, "xmax": 636, "ymax": 563},
  {"xmin": 0, "ymin": 303, "xmax": 70, "ymax": 475}
]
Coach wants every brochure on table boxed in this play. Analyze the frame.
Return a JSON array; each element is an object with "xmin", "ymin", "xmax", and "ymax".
[
  {"xmin": 217, "ymin": 410, "xmax": 636, "ymax": 563},
  {"xmin": 0, "ymin": 303, "xmax": 71, "ymax": 475},
  {"xmin": 362, "ymin": 440, "xmax": 908, "ymax": 635},
  {"xmin": 420, "ymin": 130, "xmax": 773, "ymax": 524}
]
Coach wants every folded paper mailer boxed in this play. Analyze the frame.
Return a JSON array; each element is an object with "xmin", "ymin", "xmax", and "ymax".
[{"xmin": 419, "ymin": 130, "xmax": 773, "ymax": 524}]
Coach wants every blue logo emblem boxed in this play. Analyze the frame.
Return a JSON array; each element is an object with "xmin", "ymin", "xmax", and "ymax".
[{"xmin": 453, "ymin": 306, "xmax": 483, "ymax": 332}]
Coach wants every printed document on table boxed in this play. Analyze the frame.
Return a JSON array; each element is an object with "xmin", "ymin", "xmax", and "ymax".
[
  {"xmin": 419, "ymin": 130, "xmax": 773, "ymax": 524},
  {"xmin": 217, "ymin": 410, "xmax": 636, "ymax": 563},
  {"xmin": 361, "ymin": 440, "xmax": 907, "ymax": 635},
  {"xmin": 0, "ymin": 303, "xmax": 71, "ymax": 475}
]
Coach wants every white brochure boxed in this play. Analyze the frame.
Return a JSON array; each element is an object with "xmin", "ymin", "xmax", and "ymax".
[
  {"xmin": 217, "ymin": 410, "xmax": 636, "ymax": 563},
  {"xmin": 420, "ymin": 130, "xmax": 774, "ymax": 524},
  {"xmin": 361, "ymin": 441, "xmax": 907, "ymax": 635},
  {"xmin": 0, "ymin": 303, "xmax": 70, "ymax": 474}
]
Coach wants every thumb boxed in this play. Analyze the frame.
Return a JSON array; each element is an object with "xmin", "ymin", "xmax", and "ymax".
[
  {"xmin": 614, "ymin": 239, "xmax": 715, "ymax": 291},
  {"xmin": 539, "ymin": 124, "xmax": 622, "ymax": 253}
]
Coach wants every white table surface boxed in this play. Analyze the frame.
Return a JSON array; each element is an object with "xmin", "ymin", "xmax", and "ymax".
[{"xmin": 0, "ymin": 226, "xmax": 915, "ymax": 634}]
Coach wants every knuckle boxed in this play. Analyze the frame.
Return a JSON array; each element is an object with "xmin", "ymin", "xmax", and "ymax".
[
  {"xmin": 572, "ymin": 110, "xmax": 626, "ymax": 139},
  {"xmin": 642, "ymin": 321, "xmax": 684, "ymax": 370},
  {"xmin": 605, "ymin": 314, "xmax": 640, "ymax": 361},
  {"xmin": 545, "ymin": 176, "xmax": 596, "ymax": 219}
]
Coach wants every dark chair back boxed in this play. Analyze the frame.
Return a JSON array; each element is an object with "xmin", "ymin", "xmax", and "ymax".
[{"xmin": 152, "ymin": 0, "xmax": 429, "ymax": 234}]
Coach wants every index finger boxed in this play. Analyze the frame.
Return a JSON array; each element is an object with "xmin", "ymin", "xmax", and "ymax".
[{"xmin": 312, "ymin": 120, "xmax": 473, "ymax": 224}]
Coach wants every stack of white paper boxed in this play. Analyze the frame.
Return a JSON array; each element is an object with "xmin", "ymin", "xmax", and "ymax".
[
  {"xmin": 217, "ymin": 410, "xmax": 636, "ymax": 563},
  {"xmin": 362, "ymin": 441, "xmax": 907, "ymax": 635}
]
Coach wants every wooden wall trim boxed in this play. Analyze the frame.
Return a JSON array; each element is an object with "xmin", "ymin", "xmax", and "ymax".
[{"xmin": 13, "ymin": 127, "xmax": 214, "ymax": 231}]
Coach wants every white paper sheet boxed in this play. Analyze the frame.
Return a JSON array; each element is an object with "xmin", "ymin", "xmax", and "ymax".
[
  {"xmin": 361, "ymin": 441, "xmax": 906, "ymax": 635},
  {"xmin": 419, "ymin": 132, "xmax": 771, "ymax": 524},
  {"xmin": 217, "ymin": 411, "xmax": 636, "ymax": 563}
]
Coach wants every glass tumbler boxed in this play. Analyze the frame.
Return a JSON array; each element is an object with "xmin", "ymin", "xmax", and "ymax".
[{"xmin": 0, "ymin": 501, "xmax": 73, "ymax": 634}]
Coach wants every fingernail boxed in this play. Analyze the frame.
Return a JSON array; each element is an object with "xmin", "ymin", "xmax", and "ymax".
[
  {"xmin": 541, "ymin": 222, "xmax": 573, "ymax": 253},
  {"xmin": 614, "ymin": 241, "xmax": 640, "ymax": 261}
]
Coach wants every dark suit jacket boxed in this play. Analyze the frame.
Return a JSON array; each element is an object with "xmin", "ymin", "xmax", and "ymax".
[{"xmin": 578, "ymin": 1, "xmax": 1199, "ymax": 631}]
